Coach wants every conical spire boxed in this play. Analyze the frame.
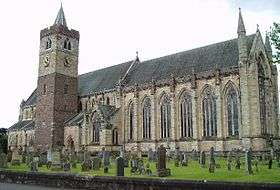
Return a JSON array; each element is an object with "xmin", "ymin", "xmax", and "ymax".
[
  {"xmin": 54, "ymin": 3, "xmax": 67, "ymax": 27},
  {"xmin": 237, "ymin": 8, "xmax": 246, "ymax": 35},
  {"xmin": 265, "ymin": 33, "xmax": 272, "ymax": 53}
]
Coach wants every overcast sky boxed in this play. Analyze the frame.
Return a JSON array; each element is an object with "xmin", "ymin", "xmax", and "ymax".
[{"xmin": 0, "ymin": 0, "xmax": 279, "ymax": 128}]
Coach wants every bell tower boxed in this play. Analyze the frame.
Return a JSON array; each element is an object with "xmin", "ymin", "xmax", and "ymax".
[{"xmin": 35, "ymin": 4, "xmax": 80, "ymax": 152}]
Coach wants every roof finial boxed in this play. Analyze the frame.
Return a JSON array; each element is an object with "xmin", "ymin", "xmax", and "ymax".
[
  {"xmin": 135, "ymin": 51, "xmax": 139, "ymax": 61},
  {"xmin": 265, "ymin": 32, "xmax": 272, "ymax": 53},
  {"xmin": 237, "ymin": 7, "xmax": 246, "ymax": 35},
  {"xmin": 54, "ymin": 2, "xmax": 67, "ymax": 27}
]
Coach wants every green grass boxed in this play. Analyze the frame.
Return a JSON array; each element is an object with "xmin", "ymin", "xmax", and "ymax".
[{"xmin": 4, "ymin": 158, "xmax": 280, "ymax": 183}]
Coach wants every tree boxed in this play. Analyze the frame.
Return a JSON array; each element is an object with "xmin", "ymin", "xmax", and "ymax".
[
  {"xmin": 0, "ymin": 128, "xmax": 8, "ymax": 154},
  {"xmin": 268, "ymin": 22, "xmax": 280, "ymax": 63}
]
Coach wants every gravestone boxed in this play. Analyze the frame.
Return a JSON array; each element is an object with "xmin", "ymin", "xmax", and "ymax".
[
  {"xmin": 146, "ymin": 162, "xmax": 152, "ymax": 176},
  {"xmin": 200, "ymin": 151, "xmax": 206, "ymax": 168},
  {"xmin": 148, "ymin": 149, "xmax": 155, "ymax": 162},
  {"xmin": 181, "ymin": 152, "xmax": 188, "ymax": 166},
  {"xmin": 11, "ymin": 149, "xmax": 22, "ymax": 165},
  {"xmin": 174, "ymin": 147, "xmax": 180, "ymax": 167},
  {"xmin": 227, "ymin": 151, "xmax": 232, "ymax": 171},
  {"xmin": 268, "ymin": 156, "xmax": 273, "ymax": 169},
  {"xmin": 208, "ymin": 147, "xmax": 215, "ymax": 173},
  {"xmin": 120, "ymin": 146, "xmax": 124, "ymax": 158},
  {"xmin": 276, "ymin": 149, "xmax": 280, "ymax": 168},
  {"xmin": 51, "ymin": 150, "xmax": 62, "ymax": 171},
  {"xmin": 103, "ymin": 150, "xmax": 110, "ymax": 167},
  {"xmin": 235, "ymin": 152, "xmax": 241, "ymax": 169},
  {"xmin": 116, "ymin": 156, "xmax": 124, "ymax": 176},
  {"xmin": 30, "ymin": 160, "xmax": 38, "ymax": 172},
  {"xmin": 63, "ymin": 161, "xmax": 71, "ymax": 172},
  {"xmin": 0, "ymin": 153, "xmax": 7, "ymax": 168},
  {"xmin": 92, "ymin": 157, "xmax": 102, "ymax": 170},
  {"xmin": 104, "ymin": 166, "xmax": 109, "ymax": 173},
  {"xmin": 253, "ymin": 159, "xmax": 259, "ymax": 173},
  {"xmin": 156, "ymin": 145, "xmax": 171, "ymax": 177},
  {"xmin": 245, "ymin": 149, "xmax": 253, "ymax": 175}
]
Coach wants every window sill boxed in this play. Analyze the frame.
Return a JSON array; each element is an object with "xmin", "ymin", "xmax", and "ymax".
[{"xmin": 178, "ymin": 137, "xmax": 195, "ymax": 142}]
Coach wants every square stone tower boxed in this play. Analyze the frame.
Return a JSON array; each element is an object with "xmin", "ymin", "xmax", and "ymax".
[{"xmin": 34, "ymin": 5, "xmax": 80, "ymax": 152}]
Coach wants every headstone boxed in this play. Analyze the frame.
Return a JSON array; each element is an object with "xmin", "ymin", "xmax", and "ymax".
[
  {"xmin": 192, "ymin": 150, "xmax": 198, "ymax": 161},
  {"xmin": 181, "ymin": 152, "xmax": 188, "ymax": 166},
  {"xmin": 92, "ymin": 157, "xmax": 102, "ymax": 170},
  {"xmin": 47, "ymin": 149, "xmax": 52, "ymax": 162},
  {"xmin": 253, "ymin": 159, "xmax": 259, "ymax": 173},
  {"xmin": 276, "ymin": 149, "xmax": 280, "ymax": 168},
  {"xmin": 11, "ymin": 149, "xmax": 22, "ymax": 165},
  {"xmin": 148, "ymin": 149, "xmax": 155, "ymax": 162},
  {"xmin": 268, "ymin": 156, "xmax": 273, "ymax": 169},
  {"xmin": 116, "ymin": 156, "xmax": 124, "ymax": 176},
  {"xmin": 0, "ymin": 153, "xmax": 7, "ymax": 168},
  {"xmin": 104, "ymin": 166, "xmax": 109, "ymax": 173},
  {"xmin": 145, "ymin": 162, "xmax": 152, "ymax": 176},
  {"xmin": 103, "ymin": 151, "xmax": 110, "ymax": 167},
  {"xmin": 156, "ymin": 145, "xmax": 171, "ymax": 177},
  {"xmin": 227, "ymin": 151, "xmax": 232, "ymax": 171},
  {"xmin": 235, "ymin": 152, "xmax": 241, "ymax": 169},
  {"xmin": 81, "ymin": 160, "xmax": 91, "ymax": 172},
  {"xmin": 208, "ymin": 147, "xmax": 215, "ymax": 173},
  {"xmin": 63, "ymin": 161, "xmax": 71, "ymax": 172},
  {"xmin": 30, "ymin": 160, "xmax": 38, "ymax": 172},
  {"xmin": 245, "ymin": 149, "xmax": 253, "ymax": 175},
  {"xmin": 51, "ymin": 150, "xmax": 62, "ymax": 171},
  {"xmin": 120, "ymin": 146, "xmax": 124, "ymax": 158},
  {"xmin": 200, "ymin": 151, "xmax": 206, "ymax": 168}
]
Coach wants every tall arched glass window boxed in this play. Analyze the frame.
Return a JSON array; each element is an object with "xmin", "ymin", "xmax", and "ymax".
[
  {"xmin": 112, "ymin": 128, "xmax": 118, "ymax": 145},
  {"xmin": 258, "ymin": 63, "xmax": 266, "ymax": 134},
  {"xmin": 180, "ymin": 92, "xmax": 193, "ymax": 138},
  {"xmin": 46, "ymin": 38, "xmax": 52, "ymax": 49},
  {"xmin": 160, "ymin": 95, "xmax": 171, "ymax": 139},
  {"xmin": 202, "ymin": 89, "xmax": 217, "ymax": 137},
  {"xmin": 128, "ymin": 102, "xmax": 134, "ymax": 140},
  {"xmin": 142, "ymin": 97, "xmax": 151, "ymax": 139},
  {"xmin": 226, "ymin": 87, "xmax": 239, "ymax": 136},
  {"xmin": 64, "ymin": 38, "xmax": 71, "ymax": 50},
  {"xmin": 92, "ymin": 123, "xmax": 100, "ymax": 143}
]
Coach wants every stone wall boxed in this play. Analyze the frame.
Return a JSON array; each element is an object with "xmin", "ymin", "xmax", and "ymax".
[{"xmin": 0, "ymin": 171, "xmax": 279, "ymax": 190}]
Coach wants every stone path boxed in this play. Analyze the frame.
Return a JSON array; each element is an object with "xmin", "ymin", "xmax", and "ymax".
[{"xmin": 0, "ymin": 183, "xmax": 81, "ymax": 190}]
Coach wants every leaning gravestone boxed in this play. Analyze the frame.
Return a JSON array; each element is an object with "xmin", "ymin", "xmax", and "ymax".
[
  {"xmin": 148, "ymin": 148, "xmax": 155, "ymax": 162},
  {"xmin": 156, "ymin": 145, "xmax": 171, "ymax": 177},
  {"xmin": 208, "ymin": 147, "xmax": 215, "ymax": 173},
  {"xmin": 116, "ymin": 156, "xmax": 124, "ymax": 176},
  {"xmin": 0, "ymin": 153, "xmax": 8, "ymax": 168},
  {"xmin": 200, "ymin": 151, "xmax": 206, "ymax": 168},
  {"xmin": 245, "ymin": 149, "xmax": 253, "ymax": 175},
  {"xmin": 51, "ymin": 150, "xmax": 62, "ymax": 171}
]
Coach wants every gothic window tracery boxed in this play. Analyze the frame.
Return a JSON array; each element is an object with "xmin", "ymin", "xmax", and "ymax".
[
  {"xmin": 92, "ymin": 123, "xmax": 100, "ymax": 143},
  {"xmin": 202, "ymin": 88, "xmax": 217, "ymax": 137},
  {"xmin": 63, "ymin": 38, "xmax": 71, "ymax": 50},
  {"xmin": 112, "ymin": 128, "xmax": 118, "ymax": 145},
  {"xmin": 180, "ymin": 92, "xmax": 193, "ymax": 138},
  {"xmin": 160, "ymin": 94, "xmax": 171, "ymax": 139},
  {"xmin": 142, "ymin": 97, "xmax": 151, "ymax": 139},
  {"xmin": 258, "ymin": 63, "xmax": 267, "ymax": 134},
  {"xmin": 226, "ymin": 86, "xmax": 239, "ymax": 136},
  {"xmin": 128, "ymin": 102, "xmax": 134, "ymax": 140}
]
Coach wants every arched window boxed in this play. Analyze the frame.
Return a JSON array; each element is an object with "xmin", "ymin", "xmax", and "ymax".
[
  {"xmin": 160, "ymin": 94, "xmax": 171, "ymax": 139},
  {"xmin": 226, "ymin": 87, "xmax": 239, "ymax": 136},
  {"xmin": 106, "ymin": 97, "xmax": 110, "ymax": 105},
  {"xmin": 128, "ymin": 102, "xmax": 134, "ymax": 140},
  {"xmin": 142, "ymin": 97, "xmax": 151, "ymax": 139},
  {"xmin": 112, "ymin": 128, "xmax": 118, "ymax": 145},
  {"xmin": 202, "ymin": 89, "xmax": 217, "ymax": 137},
  {"xmin": 64, "ymin": 38, "xmax": 71, "ymax": 50},
  {"xmin": 46, "ymin": 38, "xmax": 52, "ymax": 49},
  {"xmin": 258, "ymin": 63, "xmax": 266, "ymax": 134},
  {"xmin": 92, "ymin": 123, "xmax": 100, "ymax": 143},
  {"xmin": 180, "ymin": 92, "xmax": 193, "ymax": 138}
]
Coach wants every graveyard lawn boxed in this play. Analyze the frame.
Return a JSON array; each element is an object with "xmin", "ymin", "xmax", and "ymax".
[{"xmin": 4, "ymin": 158, "xmax": 280, "ymax": 183}]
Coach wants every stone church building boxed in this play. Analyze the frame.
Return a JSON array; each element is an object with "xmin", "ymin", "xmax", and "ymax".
[{"xmin": 8, "ymin": 6, "xmax": 280, "ymax": 154}]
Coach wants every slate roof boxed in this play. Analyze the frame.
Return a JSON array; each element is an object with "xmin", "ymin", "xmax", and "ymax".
[
  {"xmin": 22, "ymin": 34, "xmax": 256, "ymax": 108},
  {"xmin": 9, "ymin": 120, "xmax": 34, "ymax": 132},
  {"xmin": 65, "ymin": 112, "xmax": 84, "ymax": 125}
]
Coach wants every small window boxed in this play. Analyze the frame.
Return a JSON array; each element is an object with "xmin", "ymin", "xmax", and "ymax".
[
  {"xmin": 64, "ymin": 84, "xmax": 69, "ymax": 94},
  {"xmin": 63, "ymin": 38, "xmax": 71, "ymax": 50},
  {"xmin": 106, "ymin": 97, "xmax": 110, "ymax": 105},
  {"xmin": 43, "ymin": 84, "xmax": 47, "ymax": 95},
  {"xmin": 45, "ymin": 38, "xmax": 52, "ymax": 49}
]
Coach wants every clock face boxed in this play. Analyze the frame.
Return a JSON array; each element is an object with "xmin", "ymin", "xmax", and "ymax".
[
  {"xmin": 64, "ymin": 57, "xmax": 72, "ymax": 67},
  {"xmin": 43, "ymin": 56, "xmax": 50, "ymax": 67}
]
